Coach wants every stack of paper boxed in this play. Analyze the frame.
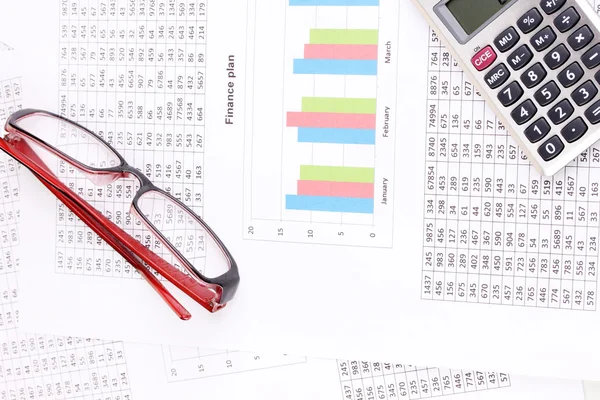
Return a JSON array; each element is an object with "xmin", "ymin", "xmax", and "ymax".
[{"xmin": 0, "ymin": 0, "xmax": 595, "ymax": 398}]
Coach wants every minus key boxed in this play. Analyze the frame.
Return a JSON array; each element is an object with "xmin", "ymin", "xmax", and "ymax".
[{"xmin": 582, "ymin": 44, "xmax": 600, "ymax": 69}]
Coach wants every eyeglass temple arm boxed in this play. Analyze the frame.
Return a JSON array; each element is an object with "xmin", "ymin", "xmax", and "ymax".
[
  {"xmin": 4, "ymin": 133, "xmax": 224, "ymax": 314},
  {"xmin": 7, "ymin": 135, "xmax": 192, "ymax": 320},
  {"xmin": 36, "ymin": 172, "xmax": 193, "ymax": 320}
]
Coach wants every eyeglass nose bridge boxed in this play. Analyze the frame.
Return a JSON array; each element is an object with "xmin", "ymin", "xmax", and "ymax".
[{"xmin": 75, "ymin": 162, "xmax": 153, "ymax": 189}]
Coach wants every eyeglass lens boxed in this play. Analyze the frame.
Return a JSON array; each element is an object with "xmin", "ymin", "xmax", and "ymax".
[{"xmin": 11, "ymin": 112, "xmax": 230, "ymax": 280}]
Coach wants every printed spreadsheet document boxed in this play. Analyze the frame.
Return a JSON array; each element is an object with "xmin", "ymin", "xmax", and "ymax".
[
  {"xmin": 0, "ymin": 39, "xmax": 585, "ymax": 400},
  {"xmin": 7, "ymin": 0, "xmax": 600, "ymax": 383}
]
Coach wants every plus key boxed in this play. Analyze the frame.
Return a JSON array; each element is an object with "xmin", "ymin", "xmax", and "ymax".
[{"xmin": 540, "ymin": 0, "xmax": 566, "ymax": 15}]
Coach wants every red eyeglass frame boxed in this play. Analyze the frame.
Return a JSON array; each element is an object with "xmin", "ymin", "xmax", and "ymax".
[{"xmin": 0, "ymin": 108, "xmax": 240, "ymax": 320}]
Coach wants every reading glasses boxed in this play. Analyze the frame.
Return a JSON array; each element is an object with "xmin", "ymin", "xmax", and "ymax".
[{"xmin": 0, "ymin": 108, "xmax": 240, "ymax": 320}]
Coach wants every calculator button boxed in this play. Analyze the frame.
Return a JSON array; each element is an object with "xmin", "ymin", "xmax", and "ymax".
[
  {"xmin": 520, "ymin": 63, "xmax": 546, "ymax": 88},
  {"xmin": 534, "ymin": 81, "xmax": 561, "ymax": 106},
  {"xmin": 571, "ymin": 80, "xmax": 598, "ymax": 106},
  {"xmin": 553, "ymin": 7, "xmax": 580, "ymax": 33},
  {"xmin": 560, "ymin": 117, "xmax": 588, "ymax": 143},
  {"xmin": 511, "ymin": 99, "xmax": 537, "ymax": 125},
  {"xmin": 582, "ymin": 44, "xmax": 600, "ymax": 69},
  {"xmin": 540, "ymin": 0, "xmax": 566, "ymax": 15},
  {"xmin": 485, "ymin": 63, "xmax": 510, "ymax": 89},
  {"xmin": 518, "ymin": 8, "xmax": 543, "ymax": 34},
  {"xmin": 595, "ymin": 70, "xmax": 600, "ymax": 85},
  {"xmin": 584, "ymin": 99, "xmax": 600, "ymax": 124},
  {"xmin": 525, "ymin": 118, "xmax": 551, "ymax": 143},
  {"xmin": 557, "ymin": 62, "xmax": 584, "ymax": 88},
  {"xmin": 494, "ymin": 27, "xmax": 520, "ymax": 53},
  {"xmin": 568, "ymin": 25, "xmax": 594, "ymax": 51},
  {"xmin": 547, "ymin": 99, "xmax": 574, "ymax": 124},
  {"xmin": 543, "ymin": 44, "xmax": 570, "ymax": 70},
  {"xmin": 530, "ymin": 26, "xmax": 557, "ymax": 52},
  {"xmin": 507, "ymin": 45, "xmax": 533, "ymax": 71},
  {"xmin": 537, "ymin": 135, "xmax": 565, "ymax": 161},
  {"xmin": 471, "ymin": 46, "xmax": 497, "ymax": 71},
  {"xmin": 498, "ymin": 81, "xmax": 524, "ymax": 107}
]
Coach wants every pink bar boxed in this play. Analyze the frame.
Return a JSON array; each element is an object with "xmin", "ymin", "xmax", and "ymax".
[
  {"xmin": 286, "ymin": 112, "xmax": 376, "ymax": 129},
  {"xmin": 304, "ymin": 44, "xmax": 378, "ymax": 60},
  {"xmin": 297, "ymin": 180, "xmax": 375, "ymax": 199}
]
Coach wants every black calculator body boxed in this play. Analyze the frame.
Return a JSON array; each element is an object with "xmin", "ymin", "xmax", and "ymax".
[{"xmin": 413, "ymin": 0, "xmax": 600, "ymax": 176}]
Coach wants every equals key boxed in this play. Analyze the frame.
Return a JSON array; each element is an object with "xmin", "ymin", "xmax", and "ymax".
[{"xmin": 582, "ymin": 44, "xmax": 600, "ymax": 69}]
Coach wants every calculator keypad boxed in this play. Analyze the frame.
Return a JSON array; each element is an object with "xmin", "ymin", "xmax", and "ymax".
[
  {"xmin": 498, "ymin": 81, "xmax": 524, "ymax": 106},
  {"xmin": 557, "ymin": 61, "xmax": 584, "ymax": 87},
  {"xmin": 585, "ymin": 100, "xmax": 600, "ymax": 124},
  {"xmin": 543, "ymin": 44, "xmax": 570, "ymax": 69},
  {"xmin": 521, "ymin": 62, "xmax": 547, "ymax": 88},
  {"xmin": 512, "ymin": 99, "xmax": 538, "ymax": 125},
  {"xmin": 494, "ymin": 27, "xmax": 520, "ymax": 52},
  {"xmin": 472, "ymin": 0, "xmax": 600, "ymax": 170},
  {"xmin": 525, "ymin": 117, "xmax": 551, "ymax": 142},
  {"xmin": 560, "ymin": 117, "xmax": 588, "ymax": 142},
  {"xmin": 537, "ymin": 135, "xmax": 565, "ymax": 161},
  {"xmin": 553, "ymin": 7, "xmax": 580, "ymax": 32},
  {"xmin": 568, "ymin": 25, "xmax": 594, "ymax": 50},
  {"xmin": 547, "ymin": 99, "xmax": 574, "ymax": 124},
  {"xmin": 534, "ymin": 81, "xmax": 561, "ymax": 106},
  {"xmin": 507, "ymin": 45, "xmax": 534, "ymax": 70},
  {"xmin": 485, "ymin": 63, "xmax": 510, "ymax": 88},
  {"xmin": 530, "ymin": 26, "xmax": 558, "ymax": 51},
  {"xmin": 518, "ymin": 8, "xmax": 544, "ymax": 33},
  {"xmin": 582, "ymin": 44, "xmax": 600, "ymax": 68},
  {"xmin": 571, "ymin": 80, "xmax": 598, "ymax": 105},
  {"xmin": 540, "ymin": 0, "xmax": 567, "ymax": 15}
]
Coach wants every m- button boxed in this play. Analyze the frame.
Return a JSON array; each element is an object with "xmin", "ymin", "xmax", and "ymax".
[{"xmin": 471, "ymin": 46, "xmax": 497, "ymax": 71}]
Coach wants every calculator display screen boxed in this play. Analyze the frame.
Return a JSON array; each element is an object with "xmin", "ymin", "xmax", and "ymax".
[{"xmin": 446, "ymin": 0, "xmax": 509, "ymax": 35}]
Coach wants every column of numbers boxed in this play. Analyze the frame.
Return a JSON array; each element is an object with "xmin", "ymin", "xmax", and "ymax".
[
  {"xmin": 421, "ymin": 27, "xmax": 600, "ymax": 310},
  {"xmin": 57, "ymin": 0, "xmax": 207, "ymax": 279},
  {"xmin": 0, "ymin": 69, "xmax": 136, "ymax": 399},
  {"xmin": 337, "ymin": 360, "xmax": 510, "ymax": 400},
  {"xmin": 0, "ymin": 334, "xmax": 133, "ymax": 400}
]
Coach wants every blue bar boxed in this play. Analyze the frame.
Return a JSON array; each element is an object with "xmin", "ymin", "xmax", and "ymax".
[
  {"xmin": 290, "ymin": 0, "xmax": 378, "ymax": 5},
  {"xmin": 293, "ymin": 59, "xmax": 377, "ymax": 76},
  {"xmin": 286, "ymin": 195, "xmax": 374, "ymax": 214},
  {"xmin": 298, "ymin": 127, "xmax": 375, "ymax": 145}
]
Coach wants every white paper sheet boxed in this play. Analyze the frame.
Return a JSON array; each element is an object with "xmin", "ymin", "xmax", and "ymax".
[
  {"xmin": 119, "ymin": 342, "xmax": 588, "ymax": 400},
  {"xmin": 0, "ymin": 51, "xmax": 137, "ymax": 400},
  {"xmin": 10, "ymin": 0, "xmax": 600, "ymax": 382}
]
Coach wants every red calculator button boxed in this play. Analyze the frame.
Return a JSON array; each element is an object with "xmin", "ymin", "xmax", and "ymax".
[{"xmin": 471, "ymin": 46, "xmax": 497, "ymax": 71}]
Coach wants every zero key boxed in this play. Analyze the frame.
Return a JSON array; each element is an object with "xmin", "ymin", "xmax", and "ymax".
[
  {"xmin": 538, "ymin": 135, "xmax": 565, "ymax": 161},
  {"xmin": 471, "ymin": 46, "xmax": 497, "ymax": 71}
]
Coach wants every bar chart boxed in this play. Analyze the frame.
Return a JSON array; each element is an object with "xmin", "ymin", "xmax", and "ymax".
[
  {"xmin": 286, "ymin": 165, "xmax": 375, "ymax": 213},
  {"xmin": 243, "ymin": 0, "xmax": 398, "ymax": 247},
  {"xmin": 289, "ymin": 97, "xmax": 376, "ymax": 144},
  {"xmin": 293, "ymin": 29, "xmax": 379, "ymax": 75}
]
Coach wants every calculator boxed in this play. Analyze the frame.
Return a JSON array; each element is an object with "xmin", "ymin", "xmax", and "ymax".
[{"xmin": 412, "ymin": 0, "xmax": 600, "ymax": 176}]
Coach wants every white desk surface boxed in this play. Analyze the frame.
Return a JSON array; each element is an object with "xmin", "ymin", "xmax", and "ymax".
[{"xmin": 585, "ymin": 381, "xmax": 600, "ymax": 399}]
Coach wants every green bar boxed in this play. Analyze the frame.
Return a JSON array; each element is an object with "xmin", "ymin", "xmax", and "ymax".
[
  {"xmin": 301, "ymin": 97, "xmax": 376, "ymax": 114},
  {"xmin": 309, "ymin": 29, "xmax": 378, "ymax": 45},
  {"xmin": 300, "ymin": 165, "xmax": 375, "ymax": 183}
]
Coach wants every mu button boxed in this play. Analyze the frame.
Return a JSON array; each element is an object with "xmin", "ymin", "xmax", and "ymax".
[{"xmin": 494, "ymin": 27, "xmax": 520, "ymax": 52}]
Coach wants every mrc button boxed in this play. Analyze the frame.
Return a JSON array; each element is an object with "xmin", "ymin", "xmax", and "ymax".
[
  {"xmin": 471, "ymin": 46, "xmax": 497, "ymax": 71},
  {"xmin": 484, "ymin": 63, "xmax": 510, "ymax": 89}
]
